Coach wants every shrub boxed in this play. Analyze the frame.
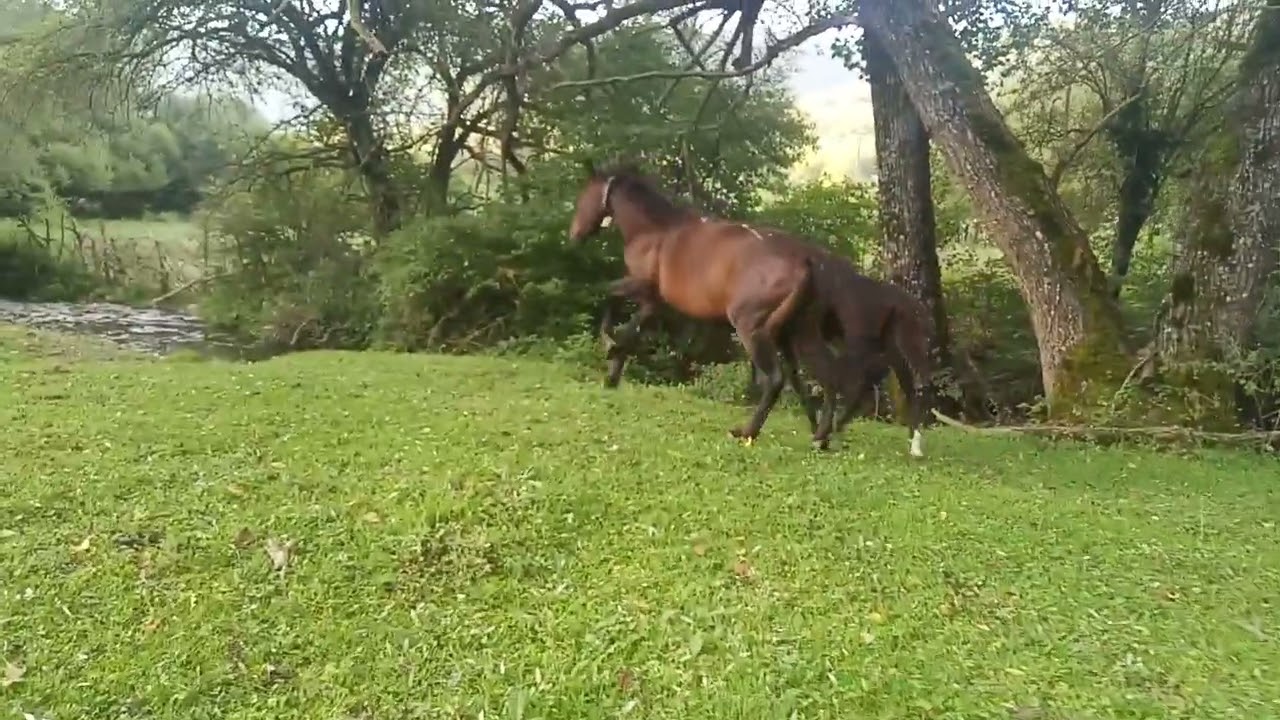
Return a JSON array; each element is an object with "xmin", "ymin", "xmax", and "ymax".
[
  {"xmin": 197, "ymin": 169, "xmax": 379, "ymax": 350},
  {"xmin": 0, "ymin": 225, "xmax": 99, "ymax": 301},
  {"xmin": 373, "ymin": 200, "xmax": 619, "ymax": 352}
]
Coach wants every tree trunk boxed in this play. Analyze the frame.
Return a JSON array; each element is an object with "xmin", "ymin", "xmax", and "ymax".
[
  {"xmin": 864, "ymin": 29, "xmax": 988, "ymax": 421},
  {"xmin": 1107, "ymin": 87, "xmax": 1167, "ymax": 298},
  {"xmin": 1151, "ymin": 0, "xmax": 1280, "ymax": 428},
  {"xmin": 1110, "ymin": 157, "xmax": 1162, "ymax": 297},
  {"xmin": 345, "ymin": 113, "xmax": 402, "ymax": 237},
  {"xmin": 858, "ymin": 0, "xmax": 1131, "ymax": 416}
]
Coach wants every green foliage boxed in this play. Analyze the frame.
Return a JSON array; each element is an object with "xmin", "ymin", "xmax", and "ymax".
[
  {"xmin": 3, "ymin": 348, "xmax": 1279, "ymax": 718},
  {"xmin": 524, "ymin": 25, "xmax": 815, "ymax": 215},
  {"xmin": 752, "ymin": 177, "xmax": 879, "ymax": 266},
  {"xmin": 0, "ymin": 90, "xmax": 263, "ymax": 218},
  {"xmin": 0, "ymin": 227, "xmax": 98, "ymax": 301},
  {"xmin": 1001, "ymin": 0, "xmax": 1249, "ymax": 241},
  {"xmin": 373, "ymin": 201, "xmax": 619, "ymax": 353},
  {"xmin": 198, "ymin": 169, "xmax": 379, "ymax": 350}
]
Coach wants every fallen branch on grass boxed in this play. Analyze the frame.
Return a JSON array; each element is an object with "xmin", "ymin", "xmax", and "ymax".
[
  {"xmin": 149, "ymin": 272, "xmax": 231, "ymax": 307},
  {"xmin": 930, "ymin": 409, "xmax": 1280, "ymax": 452}
]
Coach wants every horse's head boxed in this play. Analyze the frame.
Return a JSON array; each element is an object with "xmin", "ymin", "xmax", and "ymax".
[{"xmin": 568, "ymin": 159, "xmax": 615, "ymax": 245}]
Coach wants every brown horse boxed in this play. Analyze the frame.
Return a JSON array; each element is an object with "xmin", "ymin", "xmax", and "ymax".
[
  {"xmin": 796, "ymin": 263, "xmax": 933, "ymax": 457},
  {"xmin": 597, "ymin": 188, "xmax": 934, "ymax": 458},
  {"xmin": 568, "ymin": 161, "xmax": 826, "ymax": 444}
]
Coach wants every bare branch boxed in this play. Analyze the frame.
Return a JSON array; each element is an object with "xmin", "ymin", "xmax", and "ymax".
[
  {"xmin": 1048, "ymin": 91, "xmax": 1145, "ymax": 187},
  {"xmin": 931, "ymin": 410, "xmax": 1280, "ymax": 452},
  {"xmin": 547, "ymin": 13, "xmax": 854, "ymax": 91}
]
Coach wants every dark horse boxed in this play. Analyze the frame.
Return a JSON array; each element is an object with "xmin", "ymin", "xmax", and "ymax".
[
  {"xmin": 568, "ymin": 161, "xmax": 827, "ymax": 445},
  {"xmin": 581, "ymin": 166, "xmax": 933, "ymax": 458},
  {"xmin": 792, "ymin": 264, "xmax": 933, "ymax": 457}
]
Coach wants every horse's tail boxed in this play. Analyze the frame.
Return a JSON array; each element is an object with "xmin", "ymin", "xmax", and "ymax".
[{"xmin": 763, "ymin": 254, "xmax": 819, "ymax": 339}]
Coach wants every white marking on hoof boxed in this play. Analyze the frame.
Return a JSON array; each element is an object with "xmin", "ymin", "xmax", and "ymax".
[{"xmin": 909, "ymin": 430, "xmax": 924, "ymax": 458}]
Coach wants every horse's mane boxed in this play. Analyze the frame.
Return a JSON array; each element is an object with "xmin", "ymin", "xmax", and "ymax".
[{"xmin": 592, "ymin": 163, "xmax": 699, "ymax": 225}]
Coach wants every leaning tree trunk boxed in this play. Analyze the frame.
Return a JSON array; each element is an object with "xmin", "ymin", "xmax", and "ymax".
[
  {"xmin": 858, "ymin": 0, "xmax": 1131, "ymax": 417},
  {"xmin": 864, "ymin": 29, "xmax": 989, "ymax": 421},
  {"xmin": 1151, "ymin": 0, "xmax": 1280, "ymax": 429}
]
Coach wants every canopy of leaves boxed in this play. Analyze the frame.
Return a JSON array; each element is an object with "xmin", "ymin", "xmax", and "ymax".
[{"xmin": 1001, "ymin": 0, "xmax": 1252, "ymax": 232}]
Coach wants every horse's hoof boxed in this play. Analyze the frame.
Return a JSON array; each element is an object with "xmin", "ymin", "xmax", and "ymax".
[
  {"xmin": 811, "ymin": 437, "xmax": 830, "ymax": 451},
  {"xmin": 728, "ymin": 427, "xmax": 756, "ymax": 446}
]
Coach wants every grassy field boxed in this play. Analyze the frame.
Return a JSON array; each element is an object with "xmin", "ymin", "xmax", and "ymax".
[{"xmin": 2, "ymin": 327, "xmax": 1278, "ymax": 719}]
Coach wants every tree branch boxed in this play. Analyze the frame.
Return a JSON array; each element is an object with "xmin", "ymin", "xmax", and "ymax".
[
  {"xmin": 547, "ymin": 13, "xmax": 854, "ymax": 91},
  {"xmin": 1048, "ymin": 90, "xmax": 1145, "ymax": 187},
  {"xmin": 347, "ymin": 0, "xmax": 388, "ymax": 56}
]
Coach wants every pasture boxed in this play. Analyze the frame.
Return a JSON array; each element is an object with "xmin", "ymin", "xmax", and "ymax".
[{"xmin": 1, "ymin": 328, "xmax": 1277, "ymax": 719}]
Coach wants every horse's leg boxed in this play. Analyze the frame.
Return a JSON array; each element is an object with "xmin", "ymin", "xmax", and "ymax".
[
  {"xmin": 604, "ymin": 277, "xmax": 660, "ymax": 349},
  {"xmin": 790, "ymin": 332, "xmax": 841, "ymax": 450},
  {"xmin": 601, "ymin": 277, "xmax": 661, "ymax": 389},
  {"xmin": 726, "ymin": 300, "xmax": 791, "ymax": 442},
  {"xmin": 886, "ymin": 315, "xmax": 932, "ymax": 458},
  {"xmin": 598, "ymin": 293, "xmax": 622, "ymax": 347},
  {"xmin": 831, "ymin": 343, "xmax": 888, "ymax": 435},
  {"xmin": 728, "ymin": 334, "xmax": 786, "ymax": 441},
  {"xmin": 885, "ymin": 352, "xmax": 926, "ymax": 457},
  {"xmin": 779, "ymin": 337, "xmax": 820, "ymax": 435}
]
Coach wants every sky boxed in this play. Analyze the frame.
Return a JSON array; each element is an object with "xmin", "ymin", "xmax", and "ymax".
[{"xmin": 788, "ymin": 34, "xmax": 866, "ymax": 98}]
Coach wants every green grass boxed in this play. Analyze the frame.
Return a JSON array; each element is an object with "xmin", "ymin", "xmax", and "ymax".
[
  {"xmin": 2, "ymin": 342, "xmax": 1278, "ymax": 719},
  {"xmin": 0, "ymin": 215, "xmax": 212, "ymax": 290}
]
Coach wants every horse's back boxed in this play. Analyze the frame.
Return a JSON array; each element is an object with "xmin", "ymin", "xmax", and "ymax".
[{"xmin": 657, "ymin": 220, "xmax": 809, "ymax": 319}]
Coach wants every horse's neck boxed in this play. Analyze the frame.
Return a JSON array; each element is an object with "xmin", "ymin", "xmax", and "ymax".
[{"xmin": 611, "ymin": 197, "xmax": 682, "ymax": 252}]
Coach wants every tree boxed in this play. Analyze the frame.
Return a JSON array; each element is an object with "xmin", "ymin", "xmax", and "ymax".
[
  {"xmin": 857, "ymin": 0, "xmax": 1132, "ymax": 414},
  {"xmin": 1006, "ymin": 0, "xmax": 1251, "ymax": 297},
  {"xmin": 1148, "ymin": 0, "xmax": 1279, "ymax": 426},
  {"xmin": 863, "ymin": 30, "xmax": 966, "ymax": 418},
  {"xmin": 20, "ymin": 0, "xmax": 851, "ymax": 234},
  {"xmin": 519, "ymin": 25, "xmax": 813, "ymax": 214}
]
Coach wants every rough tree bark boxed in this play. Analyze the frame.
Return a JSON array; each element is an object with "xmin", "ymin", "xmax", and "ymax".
[
  {"xmin": 858, "ymin": 0, "xmax": 1131, "ymax": 415},
  {"xmin": 1151, "ymin": 0, "xmax": 1280, "ymax": 427},
  {"xmin": 864, "ymin": 29, "xmax": 990, "ymax": 420}
]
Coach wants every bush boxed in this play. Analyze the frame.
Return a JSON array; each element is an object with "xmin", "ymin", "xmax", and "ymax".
[
  {"xmin": 374, "ymin": 198, "xmax": 755, "ymax": 385},
  {"xmin": 0, "ymin": 226, "xmax": 99, "ymax": 301},
  {"xmin": 197, "ymin": 169, "xmax": 379, "ymax": 350},
  {"xmin": 753, "ymin": 177, "xmax": 879, "ymax": 267},
  {"xmin": 373, "ymin": 200, "xmax": 620, "ymax": 352}
]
